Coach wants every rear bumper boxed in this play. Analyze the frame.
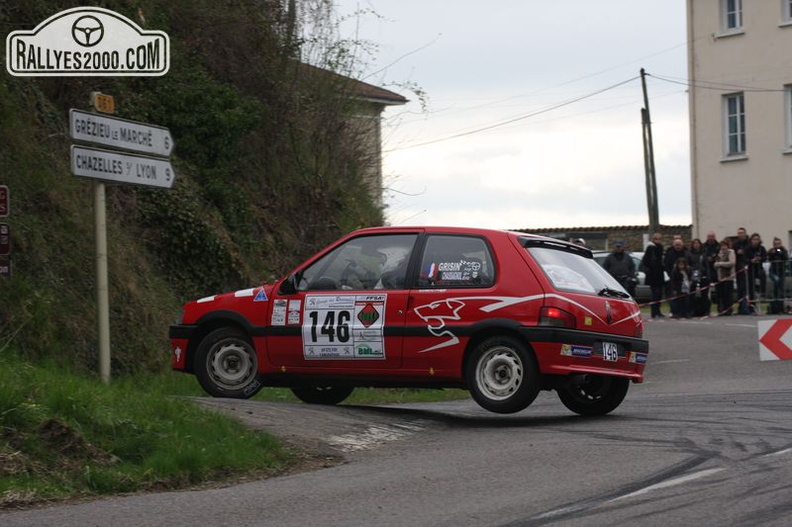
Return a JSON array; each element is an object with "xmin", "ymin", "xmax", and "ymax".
[
  {"xmin": 519, "ymin": 326, "xmax": 649, "ymax": 382},
  {"xmin": 519, "ymin": 326, "xmax": 648, "ymax": 353}
]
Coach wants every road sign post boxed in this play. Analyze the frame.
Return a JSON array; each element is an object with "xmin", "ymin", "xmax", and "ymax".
[{"xmin": 69, "ymin": 101, "xmax": 175, "ymax": 384}]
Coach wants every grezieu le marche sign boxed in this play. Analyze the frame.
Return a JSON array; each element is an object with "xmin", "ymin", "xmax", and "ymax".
[{"xmin": 69, "ymin": 109, "xmax": 174, "ymax": 157}]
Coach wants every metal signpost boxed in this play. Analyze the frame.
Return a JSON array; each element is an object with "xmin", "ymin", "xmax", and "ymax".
[{"xmin": 69, "ymin": 94, "xmax": 175, "ymax": 383}]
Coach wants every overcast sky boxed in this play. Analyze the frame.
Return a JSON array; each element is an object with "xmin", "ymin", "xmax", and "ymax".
[{"xmin": 333, "ymin": 0, "xmax": 691, "ymax": 230}]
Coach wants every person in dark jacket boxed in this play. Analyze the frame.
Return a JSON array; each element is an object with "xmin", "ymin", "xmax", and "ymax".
[
  {"xmin": 703, "ymin": 231, "xmax": 719, "ymax": 282},
  {"xmin": 703, "ymin": 231, "xmax": 720, "ymax": 308},
  {"xmin": 743, "ymin": 233, "xmax": 767, "ymax": 313},
  {"xmin": 603, "ymin": 240, "xmax": 636, "ymax": 297},
  {"xmin": 767, "ymin": 237, "xmax": 788, "ymax": 314},
  {"xmin": 733, "ymin": 227, "xmax": 751, "ymax": 314},
  {"xmin": 688, "ymin": 238, "xmax": 711, "ymax": 316},
  {"xmin": 641, "ymin": 233, "xmax": 666, "ymax": 318},
  {"xmin": 670, "ymin": 258, "xmax": 692, "ymax": 318},
  {"xmin": 663, "ymin": 238, "xmax": 693, "ymax": 317}
]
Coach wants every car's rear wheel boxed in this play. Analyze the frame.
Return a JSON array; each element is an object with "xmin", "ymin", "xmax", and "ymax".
[
  {"xmin": 467, "ymin": 336, "xmax": 540, "ymax": 414},
  {"xmin": 194, "ymin": 327, "xmax": 263, "ymax": 399},
  {"xmin": 557, "ymin": 375, "xmax": 629, "ymax": 416},
  {"xmin": 291, "ymin": 384, "xmax": 354, "ymax": 405}
]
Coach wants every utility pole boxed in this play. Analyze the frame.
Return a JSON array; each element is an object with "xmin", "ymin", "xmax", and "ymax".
[{"xmin": 640, "ymin": 68, "xmax": 660, "ymax": 235}]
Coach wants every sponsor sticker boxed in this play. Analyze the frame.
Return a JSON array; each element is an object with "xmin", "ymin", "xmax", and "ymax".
[
  {"xmin": 287, "ymin": 299, "xmax": 301, "ymax": 325},
  {"xmin": 303, "ymin": 294, "xmax": 386, "ymax": 359},
  {"xmin": 253, "ymin": 288, "xmax": 268, "ymax": 302},
  {"xmin": 271, "ymin": 299, "xmax": 287, "ymax": 326},
  {"xmin": 629, "ymin": 352, "xmax": 648, "ymax": 365},
  {"xmin": 560, "ymin": 343, "xmax": 592, "ymax": 358}
]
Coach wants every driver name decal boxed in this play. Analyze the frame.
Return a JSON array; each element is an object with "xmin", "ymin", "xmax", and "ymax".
[{"xmin": 303, "ymin": 294, "xmax": 387, "ymax": 359}]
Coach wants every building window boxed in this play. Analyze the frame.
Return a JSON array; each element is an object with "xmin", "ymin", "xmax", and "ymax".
[
  {"xmin": 724, "ymin": 93, "xmax": 746, "ymax": 156},
  {"xmin": 784, "ymin": 0, "xmax": 792, "ymax": 22},
  {"xmin": 722, "ymin": 0, "xmax": 743, "ymax": 31}
]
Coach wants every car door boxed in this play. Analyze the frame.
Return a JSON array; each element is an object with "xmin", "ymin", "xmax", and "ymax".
[
  {"xmin": 403, "ymin": 233, "xmax": 498, "ymax": 376},
  {"xmin": 266, "ymin": 232, "xmax": 419, "ymax": 371}
]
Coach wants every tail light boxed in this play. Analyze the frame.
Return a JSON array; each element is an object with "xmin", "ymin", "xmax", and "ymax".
[{"xmin": 539, "ymin": 306, "xmax": 576, "ymax": 329}]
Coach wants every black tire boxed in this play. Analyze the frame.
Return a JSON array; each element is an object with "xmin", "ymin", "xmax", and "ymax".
[
  {"xmin": 291, "ymin": 384, "xmax": 354, "ymax": 405},
  {"xmin": 466, "ymin": 336, "xmax": 540, "ymax": 414},
  {"xmin": 194, "ymin": 327, "xmax": 263, "ymax": 399},
  {"xmin": 557, "ymin": 375, "xmax": 629, "ymax": 416}
]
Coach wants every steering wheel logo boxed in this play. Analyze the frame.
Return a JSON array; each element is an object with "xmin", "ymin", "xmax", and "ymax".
[{"xmin": 71, "ymin": 15, "xmax": 104, "ymax": 47}]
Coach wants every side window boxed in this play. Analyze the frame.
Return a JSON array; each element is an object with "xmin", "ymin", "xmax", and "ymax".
[
  {"xmin": 298, "ymin": 234, "xmax": 417, "ymax": 291},
  {"xmin": 418, "ymin": 235, "xmax": 494, "ymax": 288}
]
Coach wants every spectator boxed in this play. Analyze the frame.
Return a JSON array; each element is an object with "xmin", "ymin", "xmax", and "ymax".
[
  {"xmin": 703, "ymin": 231, "xmax": 720, "ymax": 308},
  {"xmin": 767, "ymin": 237, "xmax": 788, "ymax": 314},
  {"xmin": 663, "ymin": 238, "xmax": 693, "ymax": 317},
  {"xmin": 733, "ymin": 227, "xmax": 751, "ymax": 314},
  {"xmin": 670, "ymin": 258, "xmax": 692, "ymax": 319},
  {"xmin": 688, "ymin": 238, "xmax": 711, "ymax": 316},
  {"xmin": 689, "ymin": 238, "xmax": 706, "ymax": 277},
  {"xmin": 714, "ymin": 238, "xmax": 736, "ymax": 315},
  {"xmin": 703, "ymin": 231, "xmax": 719, "ymax": 280},
  {"xmin": 603, "ymin": 240, "xmax": 636, "ymax": 297},
  {"xmin": 642, "ymin": 232, "xmax": 666, "ymax": 318},
  {"xmin": 743, "ymin": 233, "xmax": 767, "ymax": 313}
]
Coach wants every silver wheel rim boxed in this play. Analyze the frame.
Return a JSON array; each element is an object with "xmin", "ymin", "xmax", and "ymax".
[
  {"xmin": 208, "ymin": 340, "xmax": 257, "ymax": 390},
  {"xmin": 476, "ymin": 345, "xmax": 523, "ymax": 401}
]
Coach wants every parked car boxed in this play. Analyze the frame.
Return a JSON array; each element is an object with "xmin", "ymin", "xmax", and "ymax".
[
  {"xmin": 592, "ymin": 250, "xmax": 651, "ymax": 303},
  {"xmin": 170, "ymin": 227, "xmax": 649, "ymax": 416}
]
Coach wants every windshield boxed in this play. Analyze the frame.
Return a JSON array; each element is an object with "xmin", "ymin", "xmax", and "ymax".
[{"xmin": 525, "ymin": 245, "xmax": 627, "ymax": 296}]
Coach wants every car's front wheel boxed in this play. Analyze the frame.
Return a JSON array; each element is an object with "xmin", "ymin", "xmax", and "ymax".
[
  {"xmin": 291, "ymin": 384, "xmax": 354, "ymax": 405},
  {"xmin": 557, "ymin": 375, "xmax": 629, "ymax": 416},
  {"xmin": 466, "ymin": 336, "xmax": 540, "ymax": 414},
  {"xmin": 194, "ymin": 327, "xmax": 263, "ymax": 399}
]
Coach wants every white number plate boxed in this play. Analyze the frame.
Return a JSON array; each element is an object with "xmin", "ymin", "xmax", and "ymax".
[{"xmin": 602, "ymin": 342, "xmax": 619, "ymax": 362}]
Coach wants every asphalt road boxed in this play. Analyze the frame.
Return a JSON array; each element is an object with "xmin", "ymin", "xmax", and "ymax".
[{"xmin": 4, "ymin": 314, "xmax": 792, "ymax": 526}]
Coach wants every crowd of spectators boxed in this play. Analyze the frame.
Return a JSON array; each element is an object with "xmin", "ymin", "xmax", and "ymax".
[{"xmin": 639, "ymin": 227, "xmax": 790, "ymax": 318}]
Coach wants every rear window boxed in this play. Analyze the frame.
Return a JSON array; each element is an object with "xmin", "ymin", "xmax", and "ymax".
[{"xmin": 525, "ymin": 245, "xmax": 626, "ymax": 295}]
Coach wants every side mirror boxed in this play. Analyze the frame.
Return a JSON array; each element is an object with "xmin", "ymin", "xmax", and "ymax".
[{"xmin": 278, "ymin": 273, "xmax": 299, "ymax": 295}]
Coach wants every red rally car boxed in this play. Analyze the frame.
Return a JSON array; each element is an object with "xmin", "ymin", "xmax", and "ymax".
[{"xmin": 169, "ymin": 226, "xmax": 648, "ymax": 415}]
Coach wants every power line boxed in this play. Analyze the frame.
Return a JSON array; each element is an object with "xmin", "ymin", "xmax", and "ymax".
[
  {"xmin": 386, "ymin": 75, "xmax": 641, "ymax": 151},
  {"xmin": 648, "ymin": 72, "xmax": 787, "ymax": 93}
]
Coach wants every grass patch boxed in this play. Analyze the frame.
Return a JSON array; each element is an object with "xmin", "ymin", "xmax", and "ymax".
[{"xmin": 0, "ymin": 354, "xmax": 293, "ymax": 509}]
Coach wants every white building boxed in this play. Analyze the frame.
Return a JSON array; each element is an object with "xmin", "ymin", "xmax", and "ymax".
[{"xmin": 687, "ymin": 0, "xmax": 792, "ymax": 244}]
